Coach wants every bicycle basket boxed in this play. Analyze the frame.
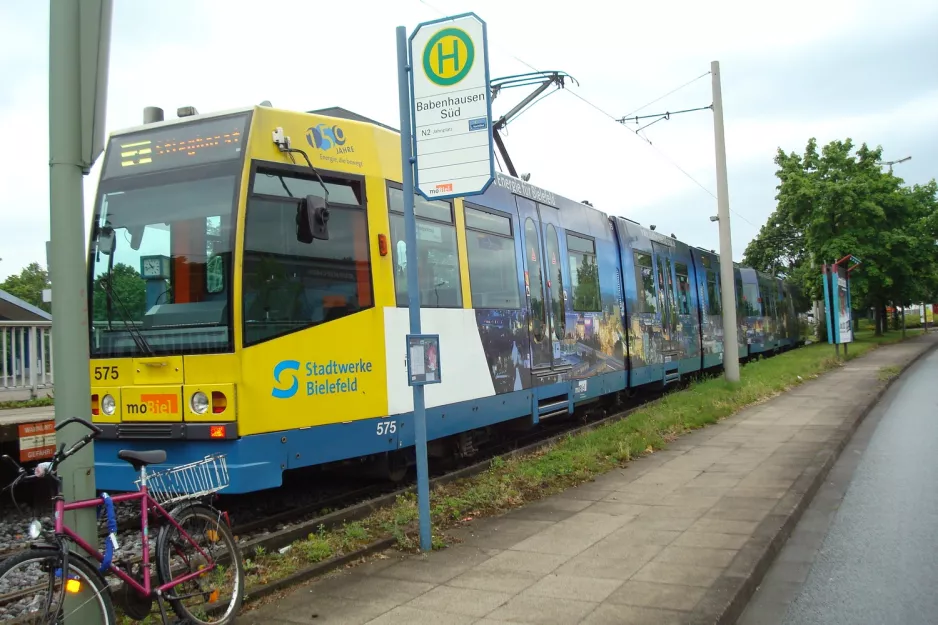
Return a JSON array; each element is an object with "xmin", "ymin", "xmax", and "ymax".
[{"xmin": 136, "ymin": 454, "xmax": 230, "ymax": 505}]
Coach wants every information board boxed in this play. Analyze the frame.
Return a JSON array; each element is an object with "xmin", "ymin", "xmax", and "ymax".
[
  {"xmin": 409, "ymin": 13, "xmax": 494, "ymax": 201},
  {"xmin": 19, "ymin": 421, "xmax": 56, "ymax": 463},
  {"xmin": 407, "ymin": 334, "xmax": 441, "ymax": 386}
]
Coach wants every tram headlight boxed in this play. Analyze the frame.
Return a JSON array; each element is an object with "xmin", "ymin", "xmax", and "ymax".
[
  {"xmin": 190, "ymin": 391, "xmax": 209, "ymax": 415},
  {"xmin": 102, "ymin": 394, "xmax": 116, "ymax": 416},
  {"xmin": 27, "ymin": 519, "xmax": 42, "ymax": 539}
]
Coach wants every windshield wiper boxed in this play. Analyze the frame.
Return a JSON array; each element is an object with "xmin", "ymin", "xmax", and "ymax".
[{"xmin": 97, "ymin": 272, "xmax": 155, "ymax": 357}]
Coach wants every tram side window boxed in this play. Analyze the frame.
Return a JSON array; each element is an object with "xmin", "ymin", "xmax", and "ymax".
[
  {"xmin": 633, "ymin": 251, "xmax": 656, "ymax": 314},
  {"xmin": 464, "ymin": 205, "xmax": 521, "ymax": 309},
  {"xmin": 387, "ymin": 186, "xmax": 462, "ymax": 308},
  {"xmin": 675, "ymin": 263, "xmax": 691, "ymax": 314},
  {"xmin": 242, "ymin": 169, "xmax": 372, "ymax": 346},
  {"xmin": 742, "ymin": 279, "xmax": 760, "ymax": 316},
  {"xmin": 707, "ymin": 270, "xmax": 721, "ymax": 315},
  {"xmin": 566, "ymin": 233, "xmax": 601, "ymax": 312}
]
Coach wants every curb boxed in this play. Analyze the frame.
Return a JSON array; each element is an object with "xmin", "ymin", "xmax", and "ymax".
[{"xmin": 695, "ymin": 336, "xmax": 938, "ymax": 625}]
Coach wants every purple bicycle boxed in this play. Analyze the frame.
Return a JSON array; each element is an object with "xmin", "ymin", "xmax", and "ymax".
[{"xmin": 0, "ymin": 417, "xmax": 244, "ymax": 624}]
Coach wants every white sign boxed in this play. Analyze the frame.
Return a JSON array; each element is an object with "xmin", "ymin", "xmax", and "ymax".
[{"xmin": 409, "ymin": 13, "xmax": 494, "ymax": 201}]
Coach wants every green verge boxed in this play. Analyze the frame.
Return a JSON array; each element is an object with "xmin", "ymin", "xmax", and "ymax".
[
  {"xmin": 0, "ymin": 396, "xmax": 54, "ymax": 410},
  {"xmin": 116, "ymin": 329, "xmax": 923, "ymax": 622}
]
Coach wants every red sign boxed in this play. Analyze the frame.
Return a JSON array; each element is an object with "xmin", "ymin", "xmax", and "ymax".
[{"xmin": 18, "ymin": 421, "xmax": 56, "ymax": 463}]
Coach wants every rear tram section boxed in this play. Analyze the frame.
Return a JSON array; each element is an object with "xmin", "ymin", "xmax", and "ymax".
[{"xmin": 87, "ymin": 104, "xmax": 805, "ymax": 494}]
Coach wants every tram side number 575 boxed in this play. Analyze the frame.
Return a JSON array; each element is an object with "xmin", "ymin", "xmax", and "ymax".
[{"xmin": 376, "ymin": 421, "xmax": 397, "ymax": 436}]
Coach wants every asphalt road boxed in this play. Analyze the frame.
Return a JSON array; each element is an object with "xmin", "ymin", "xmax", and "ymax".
[{"xmin": 739, "ymin": 347, "xmax": 938, "ymax": 625}]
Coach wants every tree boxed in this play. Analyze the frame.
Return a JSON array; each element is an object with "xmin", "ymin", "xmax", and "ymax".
[
  {"xmin": 1, "ymin": 263, "xmax": 51, "ymax": 313},
  {"xmin": 743, "ymin": 137, "xmax": 938, "ymax": 336},
  {"xmin": 92, "ymin": 263, "xmax": 147, "ymax": 323}
]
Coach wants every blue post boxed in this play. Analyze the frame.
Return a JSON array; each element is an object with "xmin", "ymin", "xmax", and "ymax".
[{"xmin": 396, "ymin": 25, "xmax": 433, "ymax": 552}]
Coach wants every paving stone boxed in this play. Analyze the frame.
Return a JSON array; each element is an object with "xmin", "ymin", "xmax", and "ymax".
[
  {"xmin": 605, "ymin": 579, "xmax": 708, "ymax": 611},
  {"xmin": 687, "ymin": 473, "xmax": 743, "ymax": 489},
  {"xmin": 672, "ymin": 531, "xmax": 750, "ymax": 550},
  {"xmin": 445, "ymin": 568, "xmax": 539, "ymax": 594},
  {"xmin": 627, "ymin": 514, "xmax": 698, "ymax": 532},
  {"xmin": 464, "ymin": 520, "xmax": 555, "ymax": 550},
  {"xmin": 687, "ymin": 517, "xmax": 760, "ymax": 536},
  {"xmin": 704, "ymin": 506, "xmax": 771, "ymax": 523},
  {"xmin": 658, "ymin": 493, "xmax": 723, "ymax": 508},
  {"xmin": 583, "ymin": 501, "xmax": 650, "ymax": 518},
  {"xmin": 578, "ymin": 539, "xmax": 665, "ymax": 563},
  {"xmin": 712, "ymin": 496, "xmax": 780, "ymax": 512},
  {"xmin": 405, "ymin": 585, "xmax": 512, "ymax": 618},
  {"xmin": 654, "ymin": 544, "xmax": 738, "ymax": 568},
  {"xmin": 725, "ymin": 486, "xmax": 790, "ymax": 500},
  {"xmin": 509, "ymin": 526, "xmax": 608, "ymax": 556},
  {"xmin": 580, "ymin": 603, "xmax": 689, "ymax": 625},
  {"xmin": 486, "ymin": 593, "xmax": 598, "ymax": 624},
  {"xmin": 364, "ymin": 605, "xmax": 475, "ymax": 625},
  {"xmin": 636, "ymin": 504, "xmax": 713, "ymax": 521},
  {"xmin": 631, "ymin": 561, "xmax": 725, "ymax": 587},
  {"xmin": 473, "ymin": 549, "xmax": 571, "ymax": 576},
  {"xmin": 317, "ymin": 576, "xmax": 435, "ymax": 603},
  {"xmin": 555, "ymin": 553, "xmax": 653, "ymax": 581},
  {"xmin": 374, "ymin": 547, "xmax": 492, "ymax": 583},
  {"xmin": 507, "ymin": 497, "xmax": 592, "ymax": 522},
  {"xmin": 525, "ymin": 573, "xmax": 624, "ymax": 602},
  {"xmin": 256, "ymin": 593, "xmax": 401, "ymax": 625}
]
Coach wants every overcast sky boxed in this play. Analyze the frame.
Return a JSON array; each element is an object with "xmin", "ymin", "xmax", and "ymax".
[{"xmin": 1, "ymin": 0, "xmax": 936, "ymax": 281}]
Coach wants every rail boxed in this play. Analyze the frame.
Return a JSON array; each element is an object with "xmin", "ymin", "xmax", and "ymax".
[{"xmin": 1, "ymin": 321, "xmax": 54, "ymax": 399}]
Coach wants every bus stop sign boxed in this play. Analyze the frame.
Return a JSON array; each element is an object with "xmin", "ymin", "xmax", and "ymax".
[{"xmin": 408, "ymin": 13, "xmax": 494, "ymax": 201}]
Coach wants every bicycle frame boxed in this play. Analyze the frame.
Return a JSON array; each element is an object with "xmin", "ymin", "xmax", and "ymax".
[{"xmin": 55, "ymin": 479, "xmax": 215, "ymax": 598}]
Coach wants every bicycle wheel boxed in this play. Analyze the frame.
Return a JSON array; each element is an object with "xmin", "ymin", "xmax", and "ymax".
[
  {"xmin": 0, "ymin": 548, "xmax": 115, "ymax": 624},
  {"xmin": 155, "ymin": 503, "xmax": 244, "ymax": 625}
]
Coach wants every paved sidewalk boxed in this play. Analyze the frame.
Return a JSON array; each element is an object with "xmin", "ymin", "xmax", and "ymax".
[{"xmin": 245, "ymin": 334, "xmax": 938, "ymax": 625}]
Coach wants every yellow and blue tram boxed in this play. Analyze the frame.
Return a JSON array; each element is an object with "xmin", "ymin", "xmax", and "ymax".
[{"xmin": 87, "ymin": 104, "xmax": 803, "ymax": 493}]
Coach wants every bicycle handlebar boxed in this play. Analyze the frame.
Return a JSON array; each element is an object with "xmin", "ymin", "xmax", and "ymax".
[{"xmin": 55, "ymin": 417, "xmax": 103, "ymax": 436}]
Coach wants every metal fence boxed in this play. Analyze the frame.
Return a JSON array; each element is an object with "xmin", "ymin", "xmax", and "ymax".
[{"xmin": 1, "ymin": 321, "xmax": 54, "ymax": 398}]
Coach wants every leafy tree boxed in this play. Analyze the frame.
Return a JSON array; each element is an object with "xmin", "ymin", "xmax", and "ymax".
[
  {"xmin": 743, "ymin": 138, "xmax": 938, "ymax": 336},
  {"xmin": 92, "ymin": 263, "xmax": 147, "ymax": 323},
  {"xmin": 1, "ymin": 262, "xmax": 51, "ymax": 313}
]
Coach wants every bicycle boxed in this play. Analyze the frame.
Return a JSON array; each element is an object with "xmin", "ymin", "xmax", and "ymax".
[{"xmin": 0, "ymin": 417, "xmax": 244, "ymax": 624}]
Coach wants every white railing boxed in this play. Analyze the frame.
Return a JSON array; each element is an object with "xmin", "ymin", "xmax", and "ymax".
[{"xmin": 1, "ymin": 321, "xmax": 54, "ymax": 399}]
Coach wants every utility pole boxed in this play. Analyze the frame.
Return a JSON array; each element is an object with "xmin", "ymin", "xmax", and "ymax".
[
  {"xmin": 49, "ymin": 0, "xmax": 112, "ymax": 589},
  {"xmin": 710, "ymin": 60, "xmax": 740, "ymax": 383}
]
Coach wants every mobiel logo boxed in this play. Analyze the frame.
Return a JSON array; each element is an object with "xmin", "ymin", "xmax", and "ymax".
[{"xmin": 126, "ymin": 394, "xmax": 178, "ymax": 415}]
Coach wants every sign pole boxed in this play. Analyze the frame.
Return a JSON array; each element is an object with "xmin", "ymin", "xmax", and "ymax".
[
  {"xmin": 396, "ymin": 25, "xmax": 433, "ymax": 552},
  {"xmin": 401, "ymin": 11, "xmax": 493, "ymax": 552}
]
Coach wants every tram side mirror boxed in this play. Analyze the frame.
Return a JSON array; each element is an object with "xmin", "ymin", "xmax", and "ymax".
[
  {"xmin": 97, "ymin": 226, "xmax": 115, "ymax": 256},
  {"xmin": 297, "ymin": 194, "xmax": 330, "ymax": 243}
]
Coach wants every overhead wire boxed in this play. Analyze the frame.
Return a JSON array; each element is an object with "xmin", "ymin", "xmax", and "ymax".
[
  {"xmin": 414, "ymin": 0, "xmax": 759, "ymax": 231},
  {"xmin": 620, "ymin": 71, "xmax": 712, "ymax": 120}
]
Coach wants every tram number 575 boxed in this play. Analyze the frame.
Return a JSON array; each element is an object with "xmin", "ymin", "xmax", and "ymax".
[{"xmin": 376, "ymin": 421, "xmax": 397, "ymax": 436}]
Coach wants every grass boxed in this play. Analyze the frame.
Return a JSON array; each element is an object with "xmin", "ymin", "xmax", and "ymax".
[
  {"xmin": 0, "ymin": 395, "xmax": 54, "ymax": 410},
  {"xmin": 878, "ymin": 365, "xmax": 901, "ymax": 382}
]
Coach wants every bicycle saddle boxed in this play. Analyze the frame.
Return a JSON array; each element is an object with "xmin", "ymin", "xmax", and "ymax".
[{"xmin": 117, "ymin": 449, "xmax": 167, "ymax": 471}]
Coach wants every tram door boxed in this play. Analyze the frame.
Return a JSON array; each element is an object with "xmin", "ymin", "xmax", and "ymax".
[
  {"xmin": 651, "ymin": 241, "xmax": 677, "ymax": 357},
  {"xmin": 516, "ymin": 196, "xmax": 567, "ymax": 382}
]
